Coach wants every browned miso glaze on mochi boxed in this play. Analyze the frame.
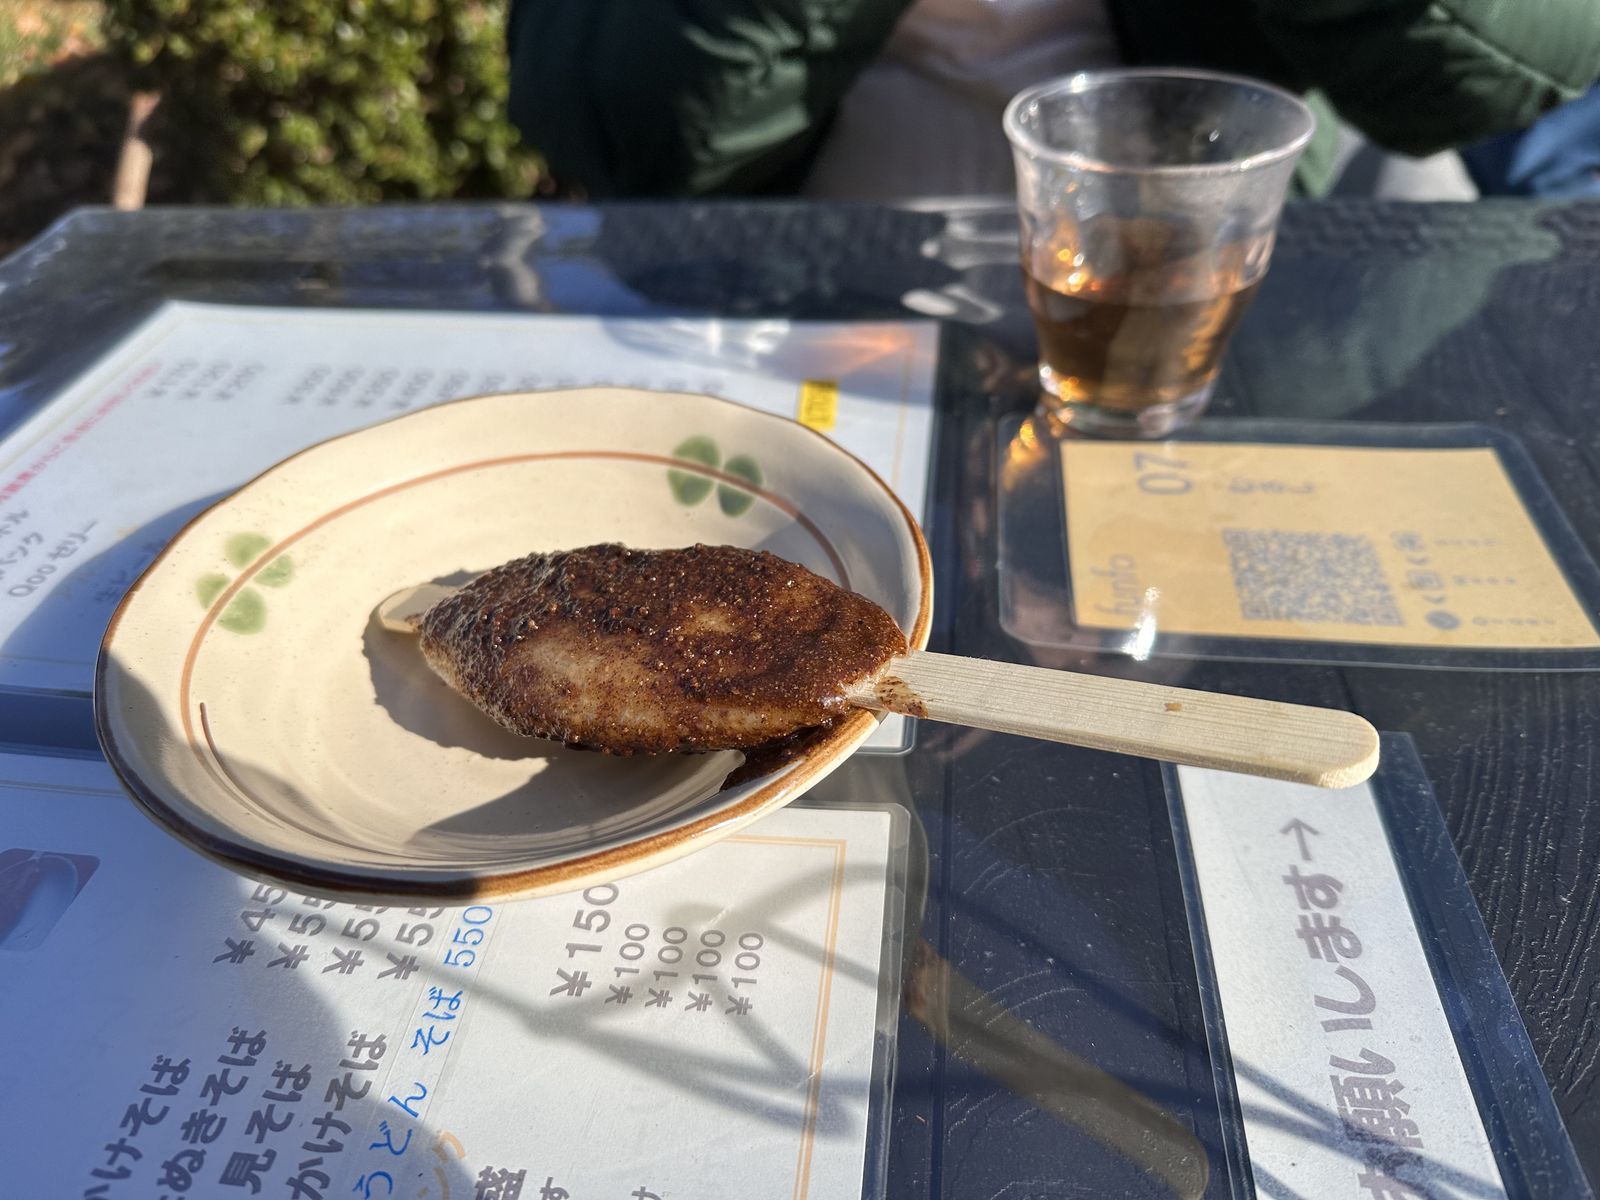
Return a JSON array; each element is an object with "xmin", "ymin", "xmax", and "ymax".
[{"xmin": 416, "ymin": 543, "xmax": 907, "ymax": 755}]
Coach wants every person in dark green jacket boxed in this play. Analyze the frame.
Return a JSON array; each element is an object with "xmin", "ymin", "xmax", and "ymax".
[{"xmin": 506, "ymin": 0, "xmax": 1600, "ymax": 200}]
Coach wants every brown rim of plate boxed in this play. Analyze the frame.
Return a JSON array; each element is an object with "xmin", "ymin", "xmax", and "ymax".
[{"xmin": 93, "ymin": 387, "xmax": 934, "ymax": 901}]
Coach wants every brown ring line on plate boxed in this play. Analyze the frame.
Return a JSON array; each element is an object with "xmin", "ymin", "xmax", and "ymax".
[{"xmin": 96, "ymin": 390, "xmax": 934, "ymax": 901}]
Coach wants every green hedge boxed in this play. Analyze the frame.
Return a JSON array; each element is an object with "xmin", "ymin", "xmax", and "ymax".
[{"xmin": 103, "ymin": 0, "xmax": 542, "ymax": 205}]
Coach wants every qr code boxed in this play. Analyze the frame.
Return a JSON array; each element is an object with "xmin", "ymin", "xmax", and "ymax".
[{"xmin": 1223, "ymin": 529, "xmax": 1402, "ymax": 625}]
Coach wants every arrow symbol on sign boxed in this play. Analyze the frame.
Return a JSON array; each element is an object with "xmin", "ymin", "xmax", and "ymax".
[{"xmin": 1281, "ymin": 818, "xmax": 1320, "ymax": 861}]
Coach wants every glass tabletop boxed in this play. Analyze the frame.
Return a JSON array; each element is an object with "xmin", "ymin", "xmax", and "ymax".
[{"xmin": 2, "ymin": 199, "xmax": 1598, "ymax": 1198}]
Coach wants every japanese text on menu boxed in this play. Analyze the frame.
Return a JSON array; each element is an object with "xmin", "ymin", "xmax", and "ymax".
[{"xmin": 80, "ymin": 877, "xmax": 779, "ymax": 1199}]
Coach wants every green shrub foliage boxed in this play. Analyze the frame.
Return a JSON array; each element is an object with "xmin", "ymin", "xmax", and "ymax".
[{"xmin": 103, "ymin": 0, "xmax": 541, "ymax": 204}]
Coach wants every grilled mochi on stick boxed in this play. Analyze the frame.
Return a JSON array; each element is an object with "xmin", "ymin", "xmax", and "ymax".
[{"xmin": 415, "ymin": 543, "xmax": 907, "ymax": 754}]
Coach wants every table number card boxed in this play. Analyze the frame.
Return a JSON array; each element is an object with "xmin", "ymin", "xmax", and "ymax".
[
  {"xmin": 0, "ymin": 754, "xmax": 901, "ymax": 1200},
  {"xmin": 1062, "ymin": 442, "xmax": 1600, "ymax": 650}
]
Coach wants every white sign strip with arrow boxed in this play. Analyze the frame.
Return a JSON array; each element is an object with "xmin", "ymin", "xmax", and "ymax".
[{"xmin": 1175, "ymin": 766, "xmax": 1508, "ymax": 1200}]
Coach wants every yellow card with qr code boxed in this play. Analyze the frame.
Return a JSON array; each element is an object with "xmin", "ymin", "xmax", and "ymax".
[{"xmin": 1061, "ymin": 442, "xmax": 1600, "ymax": 648}]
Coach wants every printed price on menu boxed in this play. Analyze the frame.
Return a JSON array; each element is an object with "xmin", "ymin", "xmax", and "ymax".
[
  {"xmin": 1061, "ymin": 442, "xmax": 1600, "ymax": 649},
  {"xmin": 0, "ymin": 754, "xmax": 899, "ymax": 1200}
]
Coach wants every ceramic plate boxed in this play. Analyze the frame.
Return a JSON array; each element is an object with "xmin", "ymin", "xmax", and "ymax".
[{"xmin": 96, "ymin": 388, "xmax": 931, "ymax": 901}]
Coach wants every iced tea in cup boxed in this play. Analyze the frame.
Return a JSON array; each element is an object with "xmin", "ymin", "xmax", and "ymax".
[{"xmin": 1003, "ymin": 70, "xmax": 1313, "ymax": 436}]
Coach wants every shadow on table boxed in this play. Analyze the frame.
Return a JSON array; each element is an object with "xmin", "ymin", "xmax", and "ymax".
[
  {"xmin": 916, "ymin": 748, "xmax": 1505, "ymax": 1200},
  {"xmin": 934, "ymin": 866, "xmax": 1503, "ymax": 1200}
]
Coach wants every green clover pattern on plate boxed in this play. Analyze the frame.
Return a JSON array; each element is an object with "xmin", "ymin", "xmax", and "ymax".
[
  {"xmin": 666, "ymin": 436, "xmax": 763, "ymax": 517},
  {"xmin": 195, "ymin": 532, "xmax": 295, "ymax": 634}
]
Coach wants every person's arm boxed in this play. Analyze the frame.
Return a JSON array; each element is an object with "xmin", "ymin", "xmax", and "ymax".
[
  {"xmin": 506, "ymin": 0, "xmax": 913, "ymax": 197},
  {"xmin": 1256, "ymin": 0, "xmax": 1600, "ymax": 156}
]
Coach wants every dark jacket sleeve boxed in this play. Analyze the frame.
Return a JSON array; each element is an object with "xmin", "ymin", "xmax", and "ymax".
[
  {"xmin": 506, "ymin": 0, "xmax": 914, "ymax": 197},
  {"xmin": 1252, "ymin": 0, "xmax": 1600, "ymax": 156}
]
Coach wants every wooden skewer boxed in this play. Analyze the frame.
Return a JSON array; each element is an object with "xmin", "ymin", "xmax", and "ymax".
[
  {"xmin": 378, "ymin": 584, "xmax": 1378, "ymax": 789},
  {"xmin": 841, "ymin": 650, "xmax": 1377, "ymax": 788}
]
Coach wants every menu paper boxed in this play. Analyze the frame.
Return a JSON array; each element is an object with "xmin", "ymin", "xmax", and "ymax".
[
  {"xmin": 0, "ymin": 302, "xmax": 937, "ymax": 744},
  {"xmin": 1176, "ymin": 766, "xmax": 1507, "ymax": 1200},
  {"xmin": 1062, "ymin": 442, "xmax": 1600, "ymax": 649},
  {"xmin": 0, "ymin": 753, "xmax": 900, "ymax": 1199}
]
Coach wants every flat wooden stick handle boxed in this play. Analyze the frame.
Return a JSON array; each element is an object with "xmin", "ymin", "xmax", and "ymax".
[{"xmin": 845, "ymin": 650, "xmax": 1378, "ymax": 788}]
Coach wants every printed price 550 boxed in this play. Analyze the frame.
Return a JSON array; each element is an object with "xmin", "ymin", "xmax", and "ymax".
[{"xmin": 442, "ymin": 905, "xmax": 493, "ymax": 968}]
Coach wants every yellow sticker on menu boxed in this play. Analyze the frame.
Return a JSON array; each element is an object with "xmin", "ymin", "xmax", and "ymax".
[
  {"xmin": 797, "ymin": 379, "xmax": 840, "ymax": 431},
  {"xmin": 1062, "ymin": 442, "xmax": 1600, "ymax": 648}
]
